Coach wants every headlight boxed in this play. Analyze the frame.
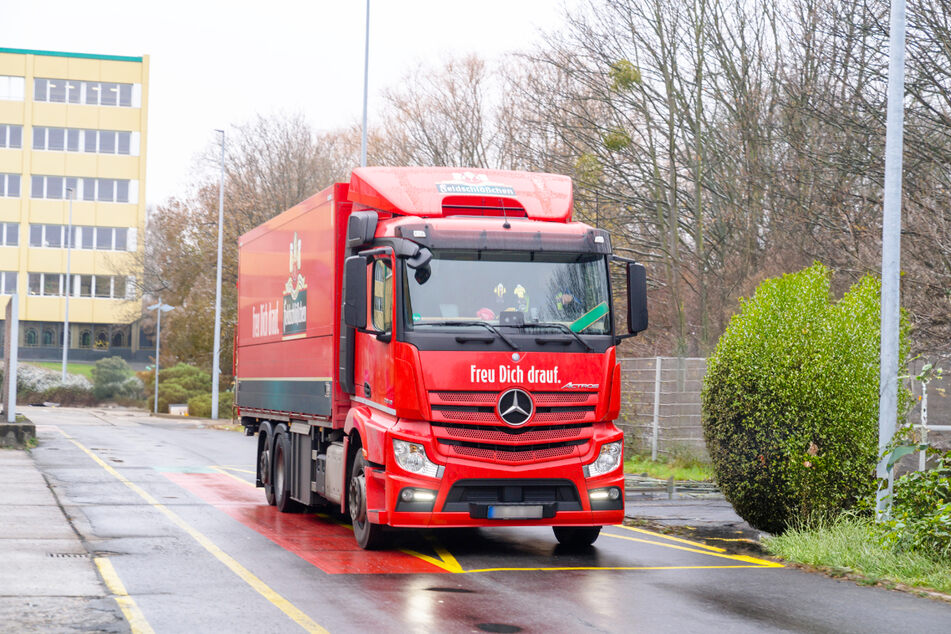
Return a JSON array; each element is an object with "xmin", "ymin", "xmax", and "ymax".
[
  {"xmin": 584, "ymin": 441, "xmax": 623, "ymax": 477},
  {"xmin": 393, "ymin": 439, "xmax": 444, "ymax": 478}
]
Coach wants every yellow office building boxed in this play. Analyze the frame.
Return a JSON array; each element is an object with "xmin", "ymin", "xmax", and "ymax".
[{"xmin": 0, "ymin": 48, "xmax": 149, "ymax": 363}]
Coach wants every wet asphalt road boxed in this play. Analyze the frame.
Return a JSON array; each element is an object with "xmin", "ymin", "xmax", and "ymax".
[{"xmin": 23, "ymin": 407, "xmax": 951, "ymax": 633}]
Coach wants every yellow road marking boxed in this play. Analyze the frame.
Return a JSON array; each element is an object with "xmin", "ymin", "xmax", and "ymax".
[
  {"xmin": 210, "ymin": 465, "xmax": 257, "ymax": 487},
  {"xmin": 464, "ymin": 564, "xmax": 781, "ymax": 573},
  {"xmin": 95, "ymin": 557, "xmax": 155, "ymax": 634},
  {"xmin": 601, "ymin": 532, "xmax": 782, "ymax": 567},
  {"xmin": 215, "ymin": 465, "xmax": 257, "ymax": 475},
  {"xmin": 612, "ymin": 525, "xmax": 727, "ymax": 552},
  {"xmin": 57, "ymin": 428, "xmax": 328, "ymax": 634},
  {"xmin": 402, "ymin": 536, "xmax": 465, "ymax": 573}
]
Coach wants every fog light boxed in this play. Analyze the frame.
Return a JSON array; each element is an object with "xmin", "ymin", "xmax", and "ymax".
[
  {"xmin": 399, "ymin": 488, "xmax": 436, "ymax": 504},
  {"xmin": 589, "ymin": 490, "xmax": 609, "ymax": 501},
  {"xmin": 608, "ymin": 487, "xmax": 621, "ymax": 500}
]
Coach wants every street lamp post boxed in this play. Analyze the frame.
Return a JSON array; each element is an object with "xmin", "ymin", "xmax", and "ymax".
[
  {"xmin": 211, "ymin": 129, "xmax": 225, "ymax": 420},
  {"xmin": 148, "ymin": 300, "xmax": 174, "ymax": 414},
  {"xmin": 361, "ymin": 0, "xmax": 370, "ymax": 167},
  {"xmin": 61, "ymin": 187, "xmax": 74, "ymax": 382}
]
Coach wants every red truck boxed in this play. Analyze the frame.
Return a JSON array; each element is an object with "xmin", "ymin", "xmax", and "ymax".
[{"xmin": 235, "ymin": 167, "xmax": 648, "ymax": 549}]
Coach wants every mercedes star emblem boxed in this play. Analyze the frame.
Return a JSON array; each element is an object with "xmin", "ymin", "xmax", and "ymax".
[{"xmin": 497, "ymin": 388, "xmax": 533, "ymax": 426}]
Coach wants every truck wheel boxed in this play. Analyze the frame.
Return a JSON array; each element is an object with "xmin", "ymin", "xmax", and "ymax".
[
  {"xmin": 274, "ymin": 433, "xmax": 299, "ymax": 513},
  {"xmin": 553, "ymin": 526, "xmax": 602, "ymax": 547},
  {"xmin": 260, "ymin": 435, "xmax": 275, "ymax": 506},
  {"xmin": 348, "ymin": 452, "xmax": 388, "ymax": 550}
]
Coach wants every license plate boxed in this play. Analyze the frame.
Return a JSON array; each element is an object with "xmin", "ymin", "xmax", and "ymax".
[{"xmin": 487, "ymin": 505, "xmax": 544, "ymax": 520}]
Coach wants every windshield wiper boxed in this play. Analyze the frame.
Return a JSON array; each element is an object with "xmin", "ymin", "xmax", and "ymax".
[
  {"xmin": 513, "ymin": 322, "xmax": 593, "ymax": 352},
  {"xmin": 413, "ymin": 320, "xmax": 519, "ymax": 350}
]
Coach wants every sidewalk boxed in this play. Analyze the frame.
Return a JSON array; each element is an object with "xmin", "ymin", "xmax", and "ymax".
[
  {"xmin": 0, "ymin": 447, "xmax": 126, "ymax": 633},
  {"xmin": 625, "ymin": 492, "xmax": 763, "ymax": 542}
]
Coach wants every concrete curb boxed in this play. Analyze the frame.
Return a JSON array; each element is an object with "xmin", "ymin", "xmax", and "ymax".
[{"xmin": 0, "ymin": 420, "xmax": 36, "ymax": 448}]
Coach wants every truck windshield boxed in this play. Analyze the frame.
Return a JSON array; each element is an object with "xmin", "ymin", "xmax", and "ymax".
[{"xmin": 404, "ymin": 251, "xmax": 611, "ymax": 335}]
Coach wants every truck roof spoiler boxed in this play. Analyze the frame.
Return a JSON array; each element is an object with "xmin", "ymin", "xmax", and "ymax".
[{"xmin": 348, "ymin": 167, "xmax": 573, "ymax": 222}]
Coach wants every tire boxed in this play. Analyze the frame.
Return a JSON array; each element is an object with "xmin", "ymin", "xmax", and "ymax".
[
  {"xmin": 553, "ymin": 526, "xmax": 602, "ymax": 547},
  {"xmin": 260, "ymin": 434, "xmax": 276, "ymax": 506},
  {"xmin": 348, "ymin": 451, "xmax": 388, "ymax": 550},
  {"xmin": 273, "ymin": 433, "xmax": 300, "ymax": 513}
]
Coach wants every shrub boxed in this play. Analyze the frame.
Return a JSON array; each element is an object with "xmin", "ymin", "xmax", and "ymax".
[
  {"xmin": 187, "ymin": 392, "xmax": 234, "ymax": 419},
  {"xmin": 20, "ymin": 385, "xmax": 97, "ymax": 406},
  {"xmin": 880, "ymin": 450, "xmax": 951, "ymax": 560},
  {"xmin": 701, "ymin": 263, "xmax": 910, "ymax": 533},
  {"xmin": 15, "ymin": 364, "xmax": 92, "ymax": 393},
  {"xmin": 143, "ymin": 363, "xmax": 215, "ymax": 413},
  {"xmin": 91, "ymin": 356, "xmax": 143, "ymax": 400}
]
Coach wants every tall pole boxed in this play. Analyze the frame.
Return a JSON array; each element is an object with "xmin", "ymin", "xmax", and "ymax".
[
  {"xmin": 212, "ymin": 130, "xmax": 225, "ymax": 420},
  {"xmin": 154, "ymin": 303, "xmax": 162, "ymax": 414},
  {"xmin": 61, "ymin": 187, "xmax": 73, "ymax": 382},
  {"xmin": 149, "ymin": 301, "xmax": 173, "ymax": 414},
  {"xmin": 876, "ymin": 0, "xmax": 906, "ymax": 520},
  {"xmin": 360, "ymin": 0, "xmax": 370, "ymax": 167}
]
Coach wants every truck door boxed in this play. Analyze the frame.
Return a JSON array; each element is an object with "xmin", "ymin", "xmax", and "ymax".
[{"xmin": 353, "ymin": 254, "xmax": 396, "ymax": 412}]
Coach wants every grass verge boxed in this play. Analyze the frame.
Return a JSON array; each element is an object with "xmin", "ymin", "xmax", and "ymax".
[
  {"xmin": 623, "ymin": 453, "xmax": 714, "ymax": 481},
  {"xmin": 26, "ymin": 361, "xmax": 95, "ymax": 379},
  {"xmin": 763, "ymin": 515, "xmax": 951, "ymax": 596}
]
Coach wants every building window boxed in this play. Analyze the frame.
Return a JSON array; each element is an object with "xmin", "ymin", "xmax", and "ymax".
[
  {"xmin": 94, "ymin": 275, "xmax": 111, "ymax": 298},
  {"xmin": 112, "ymin": 332, "xmax": 123, "ymax": 347},
  {"xmin": 1, "ymin": 223, "xmax": 17, "ymax": 246},
  {"xmin": 27, "ymin": 272, "xmax": 64, "ymax": 297},
  {"xmin": 42, "ymin": 329, "xmax": 54, "ymax": 346},
  {"xmin": 34, "ymin": 78, "xmax": 136, "ymax": 107},
  {"xmin": 25, "ymin": 329, "xmax": 37, "ymax": 346},
  {"xmin": 30, "ymin": 175, "xmax": 133, "ymax": 202},
  {"xmin": 0, "ymin": 174, "xmax": 20, "ymax": 198},
  {"xmin": 30, "ymin": 224, "xmax": 134, "ymax": 251},
  {"xmin": 33, "ymin": 126, "xmax": 135, "ymax": 156},
  {"xmin": 78, "ymin": 274, "xmax": 92, "ymax": 297},
  {"xmin": 0, "ymin": 76, "xmax": 25, "ymax": 101},
  {"xmin": 95, "ymin": 331, "xmax": 108, "ymax": 349},
  {"xmin": 0, "ymin": 124, "xmax": 22, "ymax": 148},
  {"xmin": 0, "ymin": 272, "xmax": 16, "ymax": 294},
  {"xmin": 80, "ymin": 330, "xmax": 91, "ymax": 348}
]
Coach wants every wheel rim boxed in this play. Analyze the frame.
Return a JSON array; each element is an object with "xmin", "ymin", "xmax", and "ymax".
[
  {"xmin": 259, "ymin": 447, "xmax": 271, "ymax": 487},
  {"xmin": 275, "ymin": 447, "xmax": 284, "ymax": 495},
  {"xmin": 349, "ymin": 471, "xmax": 367, "ymax": 525}
]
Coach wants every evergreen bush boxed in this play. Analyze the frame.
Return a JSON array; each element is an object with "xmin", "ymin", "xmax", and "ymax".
[
  {"xmin": 701, "ymin": 263, "xmax": 909, "ymax": 533},
  {"xmin": 187, "ymin": 392, "xmax": 233, "ymax": 419},
  {"xmin": 91, "ymin": 356, "xmax": 143, "ymax": 400}
]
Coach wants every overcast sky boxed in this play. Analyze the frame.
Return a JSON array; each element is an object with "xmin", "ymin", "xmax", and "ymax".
[{"xmin": 2, "ymin": 0, "xmax": 579, "ymax": 206}]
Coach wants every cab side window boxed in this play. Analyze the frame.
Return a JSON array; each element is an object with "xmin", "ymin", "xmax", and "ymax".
[{"xmin": 371, "ymin": 259, "xmax": 393, "ymax": 332}]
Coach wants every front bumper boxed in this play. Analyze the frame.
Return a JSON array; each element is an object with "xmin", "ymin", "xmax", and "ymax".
[{"xmin": 369, "ymin": 450, "xmax": 625, "ymax": 528}]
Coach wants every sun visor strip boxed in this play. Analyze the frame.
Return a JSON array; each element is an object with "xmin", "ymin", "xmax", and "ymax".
[{"xmin": 396, "ymin": 224, "xmax": 611, "ymax": 254}]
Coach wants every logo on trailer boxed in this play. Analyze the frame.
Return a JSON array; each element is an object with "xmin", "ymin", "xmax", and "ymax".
[
  {"xmin": 497, "ymin": 388, "xmax": 533, "ymax": 427},
  {"xmin": 436, "ymin": 171, "xmax": 516, "ymax": 196},
  {"xmin": 282, "ymin": 232, "xmax": 307, "ymax": 336}
]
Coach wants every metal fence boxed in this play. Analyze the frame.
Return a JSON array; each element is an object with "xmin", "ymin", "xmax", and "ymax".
[
  {"xmin": 617, "ymin": 357, "xmax": 708, "ymax": 461},
  {"xmin": 616, "ymin": 356, "xmax": 951, "ymax": 468}
]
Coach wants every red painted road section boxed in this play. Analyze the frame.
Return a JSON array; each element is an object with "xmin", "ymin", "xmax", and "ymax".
[{"xmin": 163, "ymin": 472, "xmax": 447, "ymax": 575}]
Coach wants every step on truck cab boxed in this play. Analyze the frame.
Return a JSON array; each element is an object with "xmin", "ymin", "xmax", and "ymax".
[{"xmin": 235, "ymin": 167, "xmax": 648, "ymax": 549}]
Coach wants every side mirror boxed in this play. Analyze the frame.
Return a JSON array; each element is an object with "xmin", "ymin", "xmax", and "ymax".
[
  {"xmin": 627, "ymin": 263, "xmax": 648, "ymax": 335},
  {"xmin": 343, "ymin": 255, "xmax": 367, "ymax": 329}
]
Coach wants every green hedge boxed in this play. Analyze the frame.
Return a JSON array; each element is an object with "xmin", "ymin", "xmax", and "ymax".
[
  {"xmin": 187, "ymin": 392, "xmax": 233, "ymax": 419},
  {"xmin": 702, "ymin": 263, "xmax": 910, "ymax": 533}
]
